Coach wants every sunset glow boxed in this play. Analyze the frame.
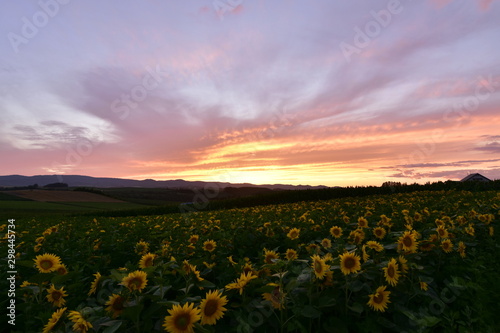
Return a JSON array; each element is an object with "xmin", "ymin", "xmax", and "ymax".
[{"xmin": 1, "ymin": 0, "xmax": 499, "ymax": 186}]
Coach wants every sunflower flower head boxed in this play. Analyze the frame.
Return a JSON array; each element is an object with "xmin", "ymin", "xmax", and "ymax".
[
  {"xmin": 200, "ymin": 290, "xmax": 229, "ymax": 325},
  {"xmin": 330, "ymin": 226, "xmax": 343, "ymax": 238},
  {"xmin": 121, "ymin": 270, "xmax": 148, "ymax": 292},
  {"xmin": 163, "ymin": 302, "xmax": 201, "ymax": 333},
  {"xmin": 135, "ymin": 241, "xmax": 149, "ymax": 255},
  {"xmin": 139, "ymin": 253, "xmax": 156, "ymax": 268},
  {"xmin": 383, "ymin": 258, "xmax": 400, "ymax": 286},
  {"xmin": 203, "ymin": 240, "xmax": 217, "ymax": 252},
  {"xmin": 88, "ymin": 272, "xmax": 102, "ymax": 296},
  {"xmin": 105, "ymin": 294, "xmax": 126, "ymax": 318},
  {"xmin": 225, "ymin": 272, "xmax": 257, "ymax": 295},
  {"xmin": 34, "ymin": 253, "xmax": 62, "ymax": 273},
  {"xmin": 263, "ymin": 249, "xmax": 279, "ymax": 264},
  {"xmin": 287, "ymin": 228, "xmax": 300, "ymax": 240},
  {"xmin": 46, "ymin": 285, "xmax": 68, "ymax": 307},
  {"xmin": 339, "ymin": 252, "xmax": 361, "ymax": 275},
  {"xmin": 68, "ymin": 310, "xmax": 93, "ymax": 333},
  {"xmin": 42, "ymin": 307, "xmax": 66, "ymax": 333},
  {"xmin": 262, "ymin": 283, "xmax": 286, "ymax": 310},
  {"xmin": 311, "ymin": 254, "xmax": 330, "ymax": 280},
  {"xmin": 367, "ymin": 286, "xmax": 391, "ymax": 312}
]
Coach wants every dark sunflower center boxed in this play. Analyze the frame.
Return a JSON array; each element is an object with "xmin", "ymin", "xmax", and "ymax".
[
  {"xmin": 52, "ymin": 291, "xmax": 61, "ymax": 300},
  {"xmin": 41, "ymin": 260, "xmax": 53, "ymax": 269},
  {"xmin": 144, "ymin": 258, "xmax": 153, "ymax": 267},
  {"xmin": 175, "ymin": 314, "xmax": 191, "ymax": 329},
  {"xmin": 388, "ymin": 266, "xmax": 395, "ymax": 277},
  {"xmin": 113, "ymin": 297, "xmax": 124, "ymax": 311},
  {"xmin": 314, "ymin": 261, "xmax": 323, "ymax": 273},
  {"xmin": 403, "ymin": 236, "xmax": 413, "ymax": 247},
  {"xmin": 206, "ymin": 244, "xmax": 213, "ymax": 250},
  {"xmin": 373, "ymin": 293, "xmax": 384, "ymax": 304},
  {"xmin": 344, "ymin": 257, "xmax": 355, "ymax": 269},
  {"xmin": 204, "ymin": 299, "xmax": 219, "ymax": 316},
  {"xmin": 130, "ymin": 278, "xmax": 141, "ymax": 288}
]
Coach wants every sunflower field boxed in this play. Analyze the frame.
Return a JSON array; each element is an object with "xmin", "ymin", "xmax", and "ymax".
[{"xmin": 2, "ymin": 189, "xmax": 500, "ymax": 332}]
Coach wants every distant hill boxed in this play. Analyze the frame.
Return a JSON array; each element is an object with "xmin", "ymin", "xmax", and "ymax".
[{"xmin": 0, "ymin": 175, "xmax": 328, "ymax": 190}]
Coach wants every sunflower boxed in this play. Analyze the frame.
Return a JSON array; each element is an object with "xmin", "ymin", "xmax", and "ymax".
[
  {"xmin": 339, "ymin": 252, "xmax": 361, "ymax": 275},
  {"xmin": 34, "ymin": 253, "xmax": 62, "ymax": 273},
  {"xmin": 365, "ymin": 240, "xmax": 384, "ymax": 252},
  {"xmin": 204, "ymin": 261, "xmax": 216, "ymax": 269},
  {"xmin": 56, "ymin": 264, "xmax": 68, "ymax": 275},
  {"xmin": 46, "ymin": 285, "xmax": 67, "ymax": 307},
  {"xmin": 362, "ymin": 245, "xmax": 370, "ymax": 262},
  {"xmin": 441, "ymin": 239, "xmax": 453, "ymax": 253},
  {"xmin": 262, "ymin": 283, "xmax": 286, "ymax": 310},
  {"xmin": 349, "ymin": 229, "xmax": 365, "ymax": 244},
  {"xmin": 163, "ymin": 302, "xmax": 201, "ymax": 333},
  {"xmin": 343, "ymin": 215, "xmax": 350, "ymax": 224},
  {"xmin": 379, "ymin": 214, "xmax": 392, "ymax": 226},
  {"xmin": 88, "ymin": 272, "xmax": 102, "ymax": 296},
  {"xmin": 225, "ymin": 272, "xmax": 257, "ymax": 295},
  {"xmin": 42, "ymin": 307, "xmax": 66, "ymax": 333},
  {"xmin": 398, "ymin": 230, "xmax": 419, "ymax": 253},
  {"xmin": 357, "ymin": 217, "xmax": 369, "ymax": 228},
  {"xmin": 321, "ymin": 238, "xmax": 332, "ymax": 249},
  {"xmin": 329, "ymin": 226, "xmax": 343, "ymax": 238},
  {"xmin": 68, "ymin": 310, "xmax": 93, "ymax": 333},
  {"xmin": 227, "ymin": 256, "xmax": 237, "ymax": 265},
  {"xmin": 242, "ymin": 262, "xmax": 254, "ymax": 275},
  {"xmin": 105, "ymin": 294, "xmax": 126, "ymax": 318},
  {"xmin": 436, "ymin": 225, "xmax": 449, "ymax": 239},
  {"xmin": 311, "ymin": 254, "xmax": 329, "ymax": 280},
  {"xmin": 419, "ymin": 240, "xmax": 436, "ymax": 252},
  {"xmin": 139, "ymin": 253, "xmax": 156, "ymax": 268},
  {"xmin": 287, "ymin": 228, "xmax": 300, "ymax": 240},
  {"xmin": 135, "ymin": 241, "xmax": 149, "ymax": 255},
  {"xmin": 373, "ymin": 227, "xmax": 386, "ymax": 240},
  {"xmin": 367, "ymin": 286, "xmax": 391, "ymax": 312},
  {"xmin": 321, "ymin": 270, "xmax": 334, "ymax": 287},
  {"xmin": 398, "ymin": 255, "xmax": 409, "ymax": 274},
  {"xmin": 383, "ymin": 258, "xmax": 400, "ymax": 286},
  {"xmin": 420, "ymin": 281, "xmax": 429, "ymax": 291},
  {"xmin": 264, "ymin": 249, "xmax": 279, "ymax": 264},
  {"xmin": 188, "ymin": 235, "xmax": 199, "ymax": 244},
  {"xmin": 121, "ymin": 270, "xmax": 148, "ymax": 292},
  {"xmin": 200, "ymin": 290, "xmax": 228, "ymax": 325},
  {"xmin": 285, "ymin": 249, "xmax": 298, "ymax": 261},
  {"xmin": 203, "ymin": 240, "xmax": 217, "ymax": 252}
]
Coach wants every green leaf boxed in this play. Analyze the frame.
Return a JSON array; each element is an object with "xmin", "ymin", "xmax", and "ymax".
[
  {"xmin": 348, "ymin": 279, "xmax": 364, "ymax": 292},
  {"xmin": 101, "ymin": 320, "xmax": 123, "ymax": 333},
  {"xmin": 348, "ymin": 302, "xmax": 364, "ymax": 314},
  {"xmin": 301, "ymin": 305, "xmax": 321, "ymax": 318},
  {"xmin": 318, "ymin": 294, "xmax": 336, "ymax": 308},
  {"xmin": 196, "ymin": 279, "xmax": 216, "ymax": 288}
]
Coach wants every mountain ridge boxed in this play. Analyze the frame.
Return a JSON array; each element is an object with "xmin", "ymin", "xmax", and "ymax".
[{"xmin": 0, "ymin": 174, "xmax": 329, "ymax": 190}]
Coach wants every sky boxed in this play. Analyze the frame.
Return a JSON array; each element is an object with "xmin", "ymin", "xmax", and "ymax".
[{"xmin": 1, "ymin": 0, "xmax": 499, "ymax": 187}]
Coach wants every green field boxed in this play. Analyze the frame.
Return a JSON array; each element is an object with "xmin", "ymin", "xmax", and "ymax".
[
  {"xmin": 3, "ymin": 189, "xmax": 499, "ymax": 332},
  {"xmin": 0, "ymin": 201, "xmax": 150, "ymax": 220}
]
